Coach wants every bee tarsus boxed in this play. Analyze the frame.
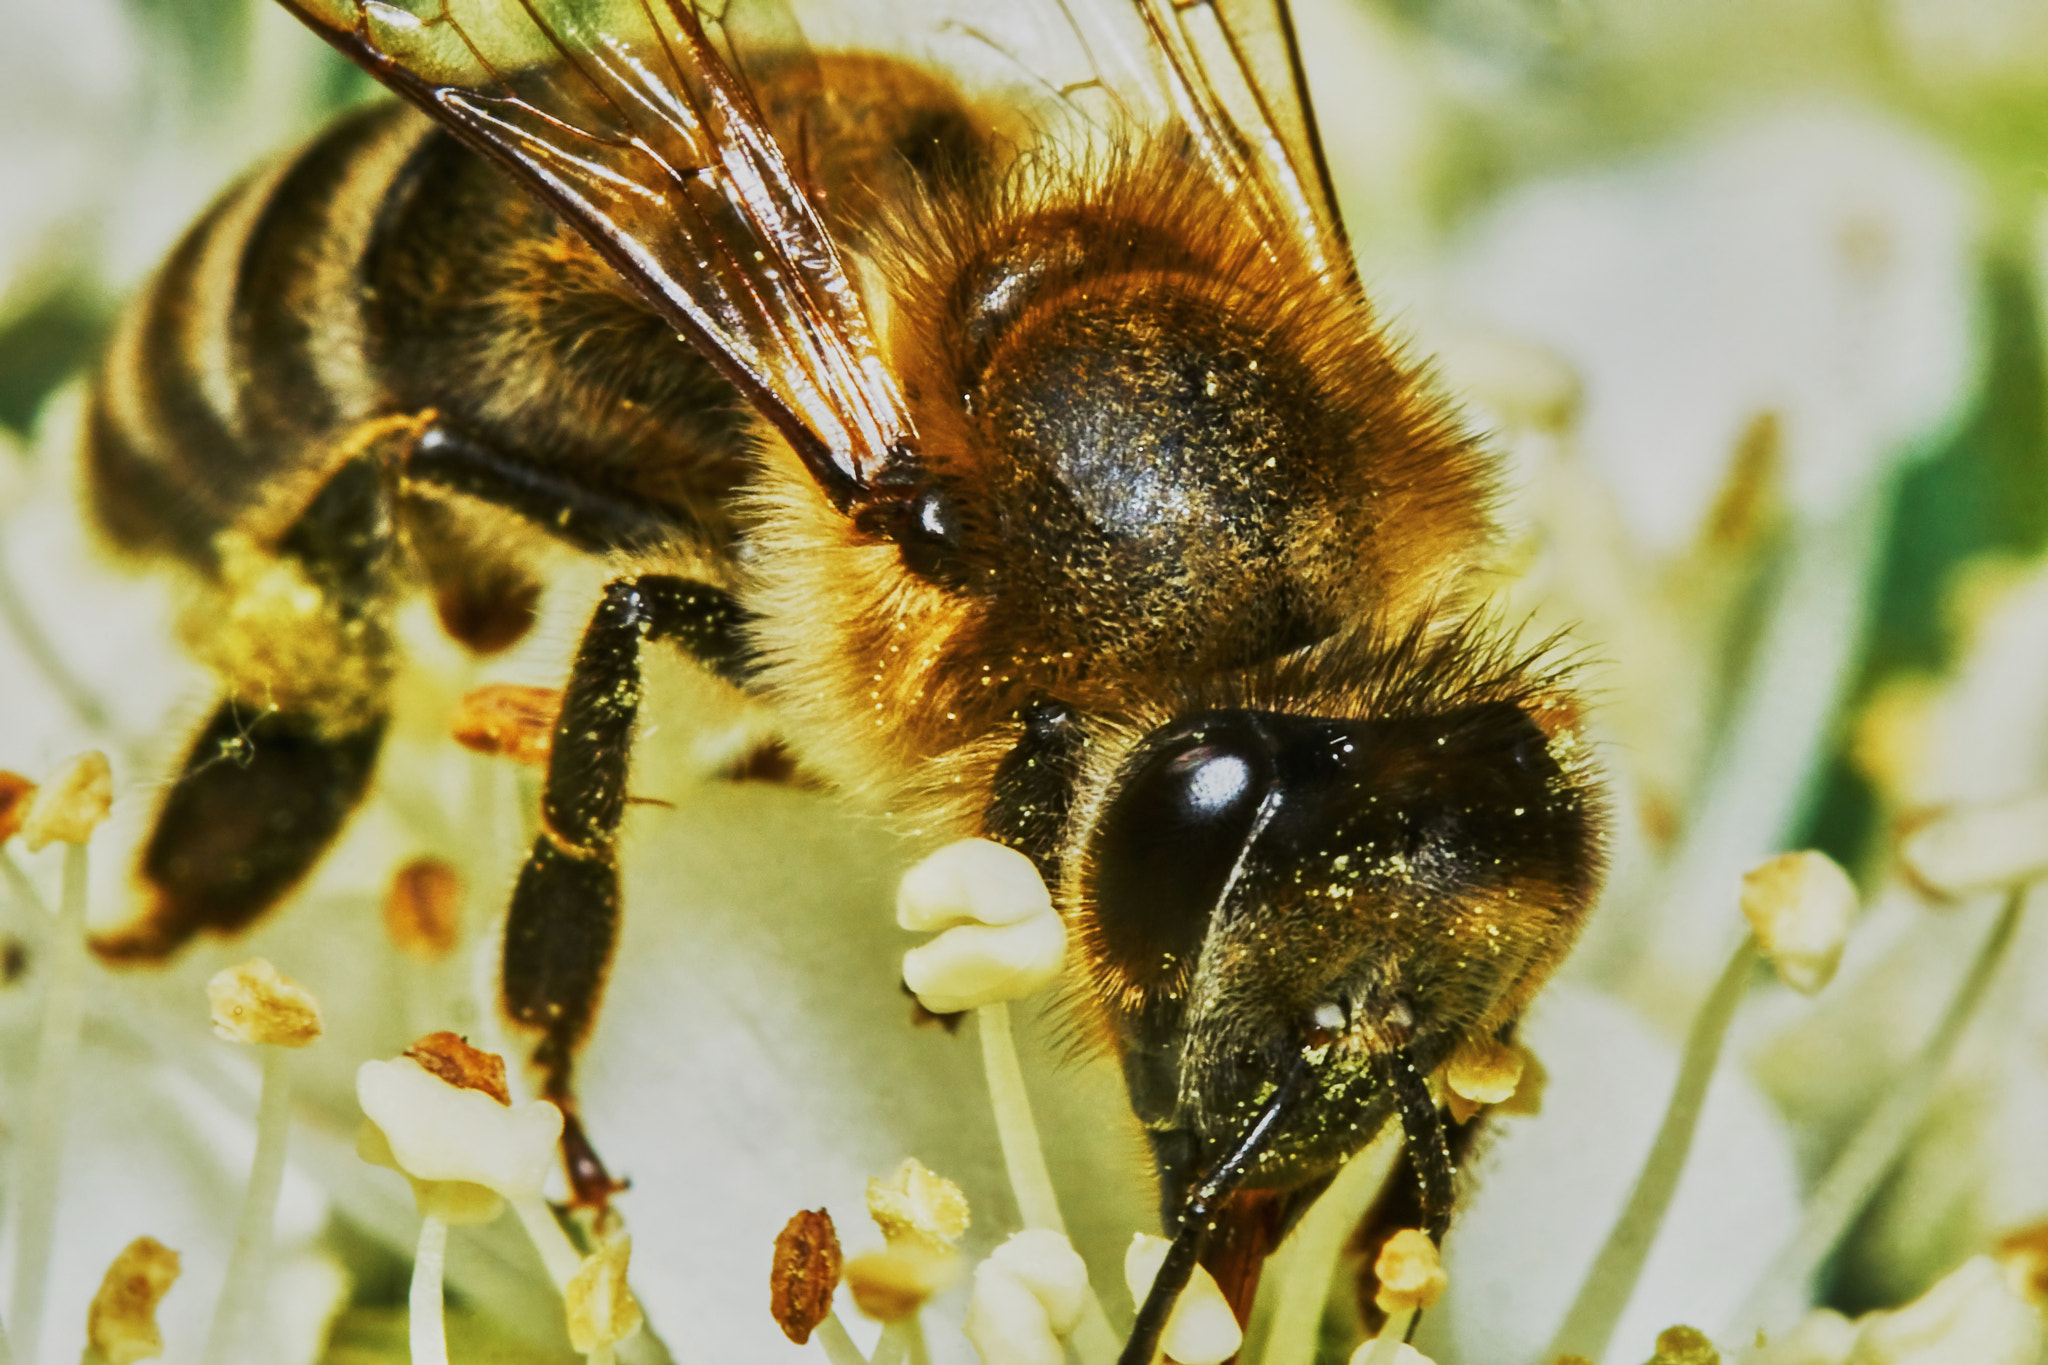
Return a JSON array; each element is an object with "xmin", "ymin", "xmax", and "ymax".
[{"xmin": 1385, "ymin": 1046, "xmax": 1458, "ymax": 1244}]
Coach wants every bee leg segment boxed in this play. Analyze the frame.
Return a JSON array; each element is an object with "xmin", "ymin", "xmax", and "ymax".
[
  {"xmin": 401, "ymin": 423, "xmax": 700, "ymax": 556},
  {"xmin": 1348, "ymin": 1098, "xmax": 1487, "ymax": 1337},
  {"xmin": 1384, "ymin": 1046, "xmax": 1457, "ymax": 1243},
  {"xmin": 499, "ymin": 573, "xmax": 752, "ymax": 1207},
  {"xmin": 1120, "ymin": 1053, "xmax": 1317, "ymax": 1365},
  {"xmin": 96, "ymin": 455, "xmax": 396, "ymax": 961}
]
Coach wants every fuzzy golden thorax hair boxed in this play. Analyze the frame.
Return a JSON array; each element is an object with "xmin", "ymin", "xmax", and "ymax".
[{"xmin": 743, "ymin": 132, "xmax": 1504, "ymax": 827}]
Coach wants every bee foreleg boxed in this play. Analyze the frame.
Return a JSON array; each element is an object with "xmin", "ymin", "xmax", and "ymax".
[
  {"xmin": 1350, "ymin": 1086, "xmax": 1485, "ymax": 1336},
  {"xmin": 498, "ymin": 573, "xmax": 753, "ymax": 1207},
  {"xmin": 1385, "ymin": 1046, "xmax": 1458, "ymax": 1242},
  {"xmin": 96, "ymin": 454, "xmax": 397, "ymax": 961}
]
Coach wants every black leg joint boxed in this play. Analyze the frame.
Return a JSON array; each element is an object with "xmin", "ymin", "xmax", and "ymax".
[{"xmin": 278, "ymin": 454, "xmax": 395, "ymax": 609}]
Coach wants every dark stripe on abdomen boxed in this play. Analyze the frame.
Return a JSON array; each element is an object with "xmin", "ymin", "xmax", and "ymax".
[
  {"xmin": 230, "ymin": 103, "xmax": 421, "ymax": 459},
  {"xmin": 84, "ymin": 104, "xmax": 427, "ymax": 569},
  {"xmin": 86, "ymin": 189, "xmax": 256, "ymax": 566}
]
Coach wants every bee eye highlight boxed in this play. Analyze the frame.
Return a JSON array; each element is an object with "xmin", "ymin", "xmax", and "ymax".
[
  {"xmin": 1169, "ymin": 745, "xmax": 1252, "ymax": 816},
  {"xmin": 912, "ymin": 486, "xmax": 959, "ymax": 547},
  {"xmin": 855, "ymin": 484, "xmax": 968, "ymax": 585},
  {"xmin": 1089, "ymin": 713, "xmax": 1277, "ymax": 991}
]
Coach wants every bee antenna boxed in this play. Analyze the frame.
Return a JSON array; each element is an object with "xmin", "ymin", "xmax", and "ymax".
[{"xmin": 1117, "ymin": 1052, "xmax": 1318, "ymax": 1365}]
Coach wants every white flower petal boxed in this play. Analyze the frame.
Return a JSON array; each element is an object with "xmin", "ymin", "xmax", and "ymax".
[
  {"xmin": 1750, "ymin": 1308, "xmax": 1858, "ymax": 1365},
  {"xmin": 1846, "ymin": 1256, "xmax": 2043, "ymax": 1365},
  {"xmin": 1446, "ymin": 105, "xmax": 1978, "ymax": 552},
  {"xmin": 567, "ymin": 771, "xmax": 1152, "ymax": 1361},
  {"xmin": 1422, "ymin": 987, "xmax": 1800, "ymax": 1365},
  {"xmin": 0, "ymin": 1044, "xmax": 332, "ymax": 1365}
]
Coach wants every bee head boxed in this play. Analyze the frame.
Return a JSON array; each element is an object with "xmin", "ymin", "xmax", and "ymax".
[{"xmin": 1068, "ymin": 667, "xmax": 1602, "ymax": 1216}]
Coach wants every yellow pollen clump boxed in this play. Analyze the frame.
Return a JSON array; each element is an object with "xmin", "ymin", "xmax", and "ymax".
[
  {"xmin": 207, "ymin": 958, "xmax": 324, "ymax": 1048},
  {"xmin": 86, "ymin": 1236, "xmax": 181, "ymax": 1365},
  {"xmin": 1444, "ymin": 1036, "xmax": 1526, "ymax": 1122},
  {"xmin": 21, "ymin": 750, "xmax": 113, "ymax": 851},
  {"xmin": 1374, "ymin": 1229, "xmax": 1447, "ymax": 1314},
  {"xmin": 867, "ymin": 1157, "xmax": 969, "ymax": 1255}
]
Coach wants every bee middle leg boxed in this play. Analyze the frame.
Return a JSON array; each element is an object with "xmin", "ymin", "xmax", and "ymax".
[{"xmin": 497, "ymin": 572, "xmax": 753, "ymax": 1207}]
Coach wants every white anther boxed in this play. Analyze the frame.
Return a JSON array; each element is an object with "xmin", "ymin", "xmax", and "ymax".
[
  {"xmin": 898, "ymin": 839, "xmax": 1065, "ymax": 1012},
  {"xmin": 987, "ymin": 1229, "xmax": 1089, "ymax": 1336},
  {"xmin": 897, "ymin": 838, "xmax": 1053, "ymax": 930},
  {"xmin": 1900, "ymin": 791, "xmax": 2048, "ymax": 897},
  {"xmin": 1740, "ymin": 850, "xmax": 1858, "ymax": 994},
  {"xmin": 1124, "ymin": 1234, "xmax": 1241, "ymax": 1365},
  {"xmin": 965, "ymin": 1261, "xmax": 1062, "ymax": 1365},
  {"xmin": 356, "ymin": 1058, "xmax": 561, "ymax": 1212},
  {"xmin": 902, "ymin": 914, "xmax": 1065, "ymax": 1014}
]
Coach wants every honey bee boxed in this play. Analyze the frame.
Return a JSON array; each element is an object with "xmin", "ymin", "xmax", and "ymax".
[{"xmin": 84, "ymin": 0, "xmax": 1604, "ymax": 1353}]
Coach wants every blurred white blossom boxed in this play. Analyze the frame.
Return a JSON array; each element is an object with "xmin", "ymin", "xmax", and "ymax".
[{"xmin": 1443, "ymin": 105, "xmax": 1979, "ymax": 552}]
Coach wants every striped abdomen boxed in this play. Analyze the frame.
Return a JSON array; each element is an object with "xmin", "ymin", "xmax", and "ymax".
[{"xmin": 85, "ymin": 100, "xmax": 750, "ymax": 579}]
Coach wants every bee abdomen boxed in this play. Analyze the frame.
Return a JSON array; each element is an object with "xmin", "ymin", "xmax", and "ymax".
[{"xmin": 85, "ymin": 102, "xmax": 428, "ymax": 568}]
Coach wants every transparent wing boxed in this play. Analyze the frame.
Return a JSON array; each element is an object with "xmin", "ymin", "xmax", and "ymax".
[
  {"xmin": 1174, "ymin": 0, "xmax": 1350, "ymax": 277},
  {"xmin": 280, "ymin": 0, "xmax": 911, "ymax": 507},
  {"xmin": 804, "ymin": 0, "xmax": 1351, "ymax": 285}
]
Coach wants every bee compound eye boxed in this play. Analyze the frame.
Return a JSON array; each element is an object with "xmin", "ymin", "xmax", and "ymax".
[{"xmin": 1088, "ymin": 713, "xmax": 1277, "ymax": 985}]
